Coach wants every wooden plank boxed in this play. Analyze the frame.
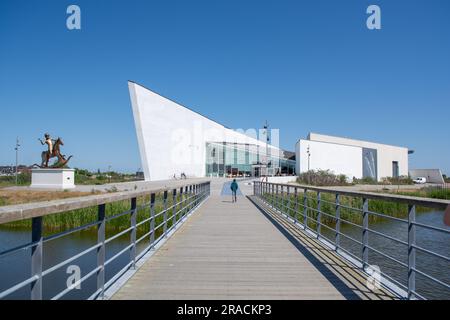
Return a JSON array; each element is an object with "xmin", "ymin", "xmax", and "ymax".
[{"xmin": 112, "ymin": 181, "xmax": 397, "ymax": 300}]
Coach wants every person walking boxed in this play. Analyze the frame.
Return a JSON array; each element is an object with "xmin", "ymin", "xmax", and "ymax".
[{"xmin": 230, "ymin": 179, "xmax": 238, "ymax": 202}]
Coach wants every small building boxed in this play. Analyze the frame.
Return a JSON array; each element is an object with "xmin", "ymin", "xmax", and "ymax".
[
  {"xmin": 409, "ymin": 169, "xmax": 445, "ymax": 184},
  {"xmin": 296, "ymin": 133, "xmax": 412, "ymax": 181}
]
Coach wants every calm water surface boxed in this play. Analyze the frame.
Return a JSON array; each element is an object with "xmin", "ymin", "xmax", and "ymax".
[{"xmin": 0, "ymin": 210, "xmax": 449, "ymax": 299}]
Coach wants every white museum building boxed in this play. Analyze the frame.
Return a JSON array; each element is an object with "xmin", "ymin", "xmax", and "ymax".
[
  {"xmin": 129, "ymin": 81, "xmax": 414, "ymax": 182},
  {"xmin": 296, "ymin": 133, "xmax": 411, "ymax": 181},
  {"xmin": 129, "ymin": 81, "xmax": 295, "ymax": 181}
]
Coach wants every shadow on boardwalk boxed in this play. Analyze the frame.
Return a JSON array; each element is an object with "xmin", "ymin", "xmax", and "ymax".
[{"xmin": 248, "ymin": 195, "xmax": 396, "ymax": 300}]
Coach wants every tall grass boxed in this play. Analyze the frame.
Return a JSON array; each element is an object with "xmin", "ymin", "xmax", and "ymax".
[
  {"xmin": 0, "ymin": 192, "xmax": 192, "ymax": 240},
  {"xmin": 0, "ymin": 172, "xmax": 31, "ymax": 187},
  {"xmin": 262, "ymin": 191, "xmax": 429, "ymax": 228},
  {"xmin": 384, "ymin": 187, "xmax": 450, "ymax": 200}
]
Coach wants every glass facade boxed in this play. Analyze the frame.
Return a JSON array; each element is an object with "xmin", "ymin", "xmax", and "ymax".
[{"xmin": 205, "ymin": 142, "xmax": 296, "ymax": 177}]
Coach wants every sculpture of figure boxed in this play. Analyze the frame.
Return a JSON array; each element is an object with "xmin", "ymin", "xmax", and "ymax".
[
  {"xmin": 36, "ymin": 133, "xmax": 72, "ymax": 168},
  {"xmin": 39, "ymin": 133, "xmax": 54, "ymax": 158}
]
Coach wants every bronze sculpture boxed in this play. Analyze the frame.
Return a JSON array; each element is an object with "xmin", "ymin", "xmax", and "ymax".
[{"xmin": 36, "ymin": 133, "xmax": 73, "ymax": 168}]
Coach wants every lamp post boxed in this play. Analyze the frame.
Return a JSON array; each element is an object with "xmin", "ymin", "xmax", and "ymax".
[
  {"xmin": 263, "ymin": 120, "xmax": 269, "ymax": 179},
  {"xmin": 15, "ymin": 137, "xmax": 20, "ymax": 185},
  {"xmin": 307, "ymin": 145, "xmax": 311, "ymax": 172}
]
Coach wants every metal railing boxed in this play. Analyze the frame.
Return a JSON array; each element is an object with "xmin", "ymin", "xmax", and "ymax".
[
  {"xmin": 253, "ymin": 181, "xmax": 450, "ymax": 300},
  {"xmin": 0, "ymin": 181, "xmax": 210, "ymax": 300}
]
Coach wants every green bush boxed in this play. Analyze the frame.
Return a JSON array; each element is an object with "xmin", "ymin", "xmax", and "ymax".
[
  {"xmin": 353, "ymin": 176, "xmax": 378, "ymax": 185},
  {"xmin": 0, "ymin": 172, "xmax": 31, "ymax": 186},
  {"xmin": 297, "ymin": 170, "xmax": 350, "ymax": 186},
  {"xmin": 382, "ymin": 175, "xmax": 413, "ymax": 185}
]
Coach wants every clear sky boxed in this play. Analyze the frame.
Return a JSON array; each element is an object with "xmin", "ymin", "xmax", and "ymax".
[{"xmin": 1, "ymin": 0, "xmax": 449, "ymax": 174}]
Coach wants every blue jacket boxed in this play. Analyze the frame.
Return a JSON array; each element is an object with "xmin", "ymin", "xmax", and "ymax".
[{"xmin": 230, "ymin": 181, "xmax": 238, "ymax": 192}]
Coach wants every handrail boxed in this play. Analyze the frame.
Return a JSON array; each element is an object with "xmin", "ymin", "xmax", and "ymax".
[
  {"xmin": 253, "ymin": 181, "xmax": 450, "ymax": 300},
  {"xmin": 0, "ymin": 179, "xmax": 211, "ymax": 225},
  {"xmin": 265, "ymin": 182, "xmax": 450, "ymax": 210},
  {"xmin": 0, "ymin": 180, "xmax": 211, "ymax": 300}
]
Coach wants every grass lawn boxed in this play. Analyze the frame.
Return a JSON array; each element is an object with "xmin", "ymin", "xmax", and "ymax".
[{"xmin": 0, "ymin": 189, "xmax": 101, "ymax": 207}]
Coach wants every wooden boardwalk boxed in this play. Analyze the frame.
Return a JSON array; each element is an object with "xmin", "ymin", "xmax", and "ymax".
[{"xmin": 111, "ymin": 181, "xmax": 396, "ymax": 300}]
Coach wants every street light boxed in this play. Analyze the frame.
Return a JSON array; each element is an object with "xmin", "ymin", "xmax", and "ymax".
[
  {"xmin": 307, "ymin": 145, "xmax": 311, "ymax": 171},
  {"xmin": 15, "ymin": 137, "xmax": 20, "ymax": 185},
  {"xmin": 263, "ymin": 120, "xmax": 269, "ymax": 179}
]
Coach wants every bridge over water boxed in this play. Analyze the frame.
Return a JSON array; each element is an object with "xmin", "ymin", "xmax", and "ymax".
[{"xmin": 0, "ymin": 179, "xmax": 449, "ymax": 300}]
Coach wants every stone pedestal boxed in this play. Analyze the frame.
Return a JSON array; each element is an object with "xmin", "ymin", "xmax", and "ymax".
[{"xmin": 31, "ymin": 168, "xmax": 75, "ymax": 189}]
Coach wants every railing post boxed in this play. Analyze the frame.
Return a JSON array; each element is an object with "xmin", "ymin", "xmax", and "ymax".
[
  {"xmin": 179, "ymin": 187, "xmax": 184, "ymax": 221},
  {"xmin": 254, "ymin": 181, "xmax": 256, "ymax": 195},
  {"xmin": 303, "ymin": 188, "xmax": 308, "ymax": 229},
  {"xmin": 200, "ymin": 183, "xmax": 203, "ymax": 200},
  {"xmin": 276, "ymin": 185, "xmax": 279, "ymax": 210},
  {"xmin": 268, "ymin": 184, "xmax": 275, "ymax": 208},
  {"xmin": 408, "ymin": 204, "xmax": 416, "ymax": 299},
  {"xmin": 31, "ymin": 217, "xmax": 43, "ymax": 300},
  {"xmin": 316, "ymin": 191, "xmax": 321, "ymax": 237},
  {"xmin": 264, "ymin": 182, "xmax": 267, "ymax": 200},
  {"xmin": 130, "ymin": 197, "xmax": 137, "ymax": 269},
  {"xmin": 194, "ymin": 184, "xmax": 198, "ymax": 207},
  {"xmin": 97, "ymin": 204, "xmax": 106, "ymax": 298},
  {"xmin": 261, "ymin": 182, "xmax": 264, "ymax": 200},
  {"xmin": 262, "ymin": 182, "xmax": 265, "ymax": 201},
  {"xmin": 269, "ymin": 184, "xmax": 272, "ymax": 205},
  {"xmin": 273, "ymin": 184, "xmax": 276, "ymax": 207},
  {"xmin": 362, "ymin": 198, "xmax": 369, "ymax": 269},
  {"xmin": 195, "ymin": 184, "xmax": 199, "ymax": 206},
  {"xmin": 163, "ymin": 190, "xmax": 168, "ymax": 237},
  {"xmin": 335, "ymin": 194, "xmax": 340, "ymax": 251},
  {"xmin": 172, "ymin": 189, "xmax": 177, "ymax": 228},
  {"xmin": 287, "ymin": 186, "xmax": 291, "ymax": 217},
  {"xmin": 280, "ymin": 185, "xmax": 284, "ymax": 211},
  {"xmin": 189, "ymin": 185, "xmax": 193, "ymax": 211},
  {"xmin": 184, "ymin": 186, "xmax": 188, "ymax": 213},
  {"xmin": 196, "ymin": 184, "xmax": 198, "ymax": 205},
  {"xmin": 294, "ymin": 187, "xmax": 298, "ymax": 223},
  {"xmin": 150, "ymin": 193, "xmax": 156, "ymax": 248}
]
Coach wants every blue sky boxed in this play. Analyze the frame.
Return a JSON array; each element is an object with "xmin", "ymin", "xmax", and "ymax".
[{"xmin": 1, "ymin": 0, "xmax": 449, "ymax": 174}]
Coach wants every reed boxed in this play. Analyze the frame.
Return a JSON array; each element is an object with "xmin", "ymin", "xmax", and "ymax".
[
  {"xmin": 0, "ymin": 192, "xmax": 191, "ymax": 238},
  {"xmin": 262, "ymin": 191, "xmax": 430, "ymax": 228}
]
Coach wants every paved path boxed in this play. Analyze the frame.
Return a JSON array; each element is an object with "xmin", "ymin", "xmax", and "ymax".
[{"xmin": 111, "ymin": 180, "xmax": 395, "ymax": 300}]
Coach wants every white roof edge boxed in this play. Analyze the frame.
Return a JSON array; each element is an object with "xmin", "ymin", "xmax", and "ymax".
[
  {"xmin": 128, "ymin": 80, "xmax": 292, "ymax": 153},
  {"xmin": 307, "ymin": 132, "xmax": 409, "ymax": 150}
]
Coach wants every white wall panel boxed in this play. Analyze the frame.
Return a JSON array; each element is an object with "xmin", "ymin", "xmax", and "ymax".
[
  {"xmin": 297, "ymin": 140, "xmax": 363, "ymax": 180},
  {"xmin": 129, "ymin": 82, "xmax": 284, "ymax": 181},
  {"xmin": 308, "ymin": 133, "xmax": 409, "ymax": 180}
]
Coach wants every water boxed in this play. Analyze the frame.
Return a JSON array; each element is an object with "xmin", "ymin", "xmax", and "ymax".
[
  {"xmin": 0, "ymin": 226, "xmax": 150, "ymax": 300},
  {"xmin": 319, "ymin": 210, "xmax": 450, "ymax": 299},
  {"xmin": 0, "ymin": 211, "xmax": 449, "ymax": 300}
]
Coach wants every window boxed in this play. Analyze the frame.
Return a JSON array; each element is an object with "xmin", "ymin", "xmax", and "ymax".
[{"xmin": 392, "ymin": 161, "xmax": 399, "ymax": 178}]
